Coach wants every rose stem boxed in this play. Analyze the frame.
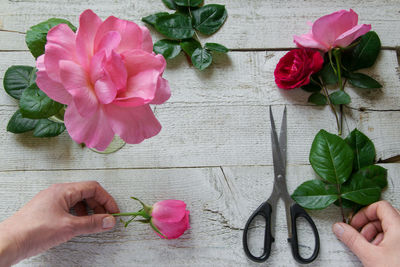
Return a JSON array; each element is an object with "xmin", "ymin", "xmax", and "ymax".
[
  {"xmin": 333, "ymin": 49, "xmax": 344, "ymax": 136},
  {"xmin": 319, "ymin": 77, "xmax": 341, "ymax": 134}
]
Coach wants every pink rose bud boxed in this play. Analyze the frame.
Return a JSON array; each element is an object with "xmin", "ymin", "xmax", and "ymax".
[
  {"xmin": 293, "ymin": 9, "xmax": 371, "ymax": 52},
  {"xmin": 112, "ymin": 197, "xmax": 190, "ymax": 239},
  {"xmin": 150, "ymin": 200, "xmax": 190, "ymax": 239}
]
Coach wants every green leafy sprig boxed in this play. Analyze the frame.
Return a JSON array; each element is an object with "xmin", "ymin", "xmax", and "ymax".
[
  {"xmin": 3, "ymin": 18, "xmax": 76, "ymax": 137},
  {"xmin": 142, "ymin": 0, "xmax": 229, "ymax": 70},
  {"xmin": 292, "ymin": 128, "xmax": 387, "ymax": 222},
  {"xmin": 304, "ymin": 32, "xmax": 382, "ymax": 136}
]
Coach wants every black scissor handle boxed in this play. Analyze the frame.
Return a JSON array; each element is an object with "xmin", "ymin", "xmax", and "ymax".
[
  {"xmin": 242, "ymin": 201, "xmax": 274, "ymax": 262},
  {"xmin": 288, "ymin": 203, "xmax": 320, "ymax": 264}
]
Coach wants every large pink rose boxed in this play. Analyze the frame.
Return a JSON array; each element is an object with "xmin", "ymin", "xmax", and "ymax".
[
  {"xmin": 293, "ymin": 9, "xmax": 371, "ymax": 52},
  {"xmin": 36, "ymin": 9, "xmax": 171, "ymax": 151},
  {"xmin": 151, "ymin": 200, "xmax": 190, "ymax": 239}
]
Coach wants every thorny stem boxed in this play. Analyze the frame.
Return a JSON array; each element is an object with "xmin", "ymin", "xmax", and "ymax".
[
  {"xmin": 188, "ymin": 7, "xmax": 202, "ymax": 45},
  {"xmin": 112, "ymin": 211, "xmax": 150, "ymax": 219},
  {"xmin": 319, "ymin": 77, "xmax": 341, "ymax": 134}
]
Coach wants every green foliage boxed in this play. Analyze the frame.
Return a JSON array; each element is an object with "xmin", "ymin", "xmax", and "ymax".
[
  {"xmin": 25, "ymin": 18, "xmax": 77, "ymax": 58},
  {"xmin": 292, "ymin": 129, "xmax": 387, "ymax": 220},
  {"xmin": 153, "ymin": 39, "xmax": 182, "ymax": 59},
  {"xmin": 308, "ymin": 92, "xmax": 327, "ymax": 106},
  {"xmin": 191, "ymin": 4, "xmax": 227, "ymax": 35},
  {"xmin": 191, "ymin": 48, "xmax": 212, "ymax": 70},
  {"xmin": 33, "ymin": 119, "xmax": 66, "ymax": 137},
  {"xmin": 345, "ymin": 129, "xmax": 376, "ymax": 171},
  {"xmin": 142, "ymin": 12, "xmax": 169, "ymax": 26},
  {"xmin": 7, "ymin": 110, "xmax": 38, "ymax": 134},
  {"xmin": 342, "ymin": 31, "xmax": 381, "ymax": 71},
  {"xmin": 204, "ymin": 42, "xmax": 229, "ymax": 53},
  {"xmin": 19, "ymin": 83, "xmax": 64, "ymax": 119},
  {"xmin": 173, "ymin": 0, "xmax": 203, "ymax": 7},
  {"xmin": 329, "ymin": 90, "xmax": 351, "ymax": 105},
  {"xmin": 301, "ymin": 79, "xmax": 321, "ymax": 93},
  {"xmin": 347, "ymin": 72, "xmax": 382, "ymax": 89},
  {"xmin": 155, "ymin": 14, "xmax": 195, "ymax": 39},
  {"xmin": 318, "ymin": 63, "xmax": 338, "ymax": 85},
  {"xmin": 3, "ymin": 66, "xmax": 36, "ymax": 100},
  {"xmin": 142, "ymin": 0, "xmax": 228, "ymax": 70}
]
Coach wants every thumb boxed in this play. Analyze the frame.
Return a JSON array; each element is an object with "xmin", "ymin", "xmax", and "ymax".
[
  {"xmin": 71, "ymin": 214, "xmax": 116, "ymax": 236},
  {"xmin": 332, "ymin": 222, "xmax": 372, "ymax": 260}
]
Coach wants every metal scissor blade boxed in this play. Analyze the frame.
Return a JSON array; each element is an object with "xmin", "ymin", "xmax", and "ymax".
[
  {"xmin": 269, "ymin": 106, "xmax": 286, "ymax": 177},
  {"xmin": 279, "ymin": 106, "xmax": 287, "ymax": 167}
]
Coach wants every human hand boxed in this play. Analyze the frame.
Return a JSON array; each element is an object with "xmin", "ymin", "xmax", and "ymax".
[
  {"xmin": 332, "ymin": 200, "xmax": 400, "ymax": 267},
  {"xmin": 0, "ymin": 181, "xmax": 120, "ymax": 266}
]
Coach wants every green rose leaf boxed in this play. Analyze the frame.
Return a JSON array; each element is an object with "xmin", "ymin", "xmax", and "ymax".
[
  {"xmin": 292, "ymin": 180, "xmax": 338, "ymax": 210},
  {"xmin": 153, "ymin": 39, "xmax": 182, "ymax": 59},
  {"xmin": 155, "ymin": 13, "xmax": 194, "ymax": 40},
  {"xmin": 329, "ymin": 91, "xmax": 351, "ymax": 105},
  {"xmin": 345, "ymin": 31, "xmax": 381, "ymax": 71},
  {"xmin": 19, "ymin": 83, "xmax": 64, "ymax": 119},
  {"xmin": 341, "ymin": 174, "xmax": 381, "ymax": 205},
  {"xmin": 308, "ymin": 92, "xmax": 327, "ymax": 106},
  {"xmin": 318, "ymin": 63, "xmax": 338, "ymax": 85},
  {"xmin": 352, "ymin": 165, "xmax": 387, "ymax": 190},
  {"xmin": 309, "ymin": 130, "xmax": 354, "ymax": 184},
  {"xmin": 347, "ymin": 72, "xmax": 382, "ymax": 89},
  {"xmin": 191, "ymin": 4, "xmax": 228, "ymax": 35},
  {"xmin": 7, "ymin": 110, "xmax": 39, "ymax": 134},
  {"xmin": 173, "ymin": 0, "xmax": 203, "ymax": 7},
  {"xmin": 180, "ymin": 38, "xmax": 201, "ymax": 57},
  {"xmin": 142, "ymin": 12, "xmax": 169, "ymax": 26},
  {"xmin": 162, "ymin": 0, "xmax": 177, "ymax": 9},
  {"xmin": 204, "ymin": 42, "xmax": 229, "ymax": 53},
  {"xmin": 33, "ymin": 119, "xmax": 66, "ymax": 137},
  {"xmin": 301, "ymin": 80, "xmax": 321, "ymax": 93},
  {"xmin": 191, "ymin": 48, "xmax": 212, "ymax": 70},
  {"xmin": 3, "ymin": 65, "xmax": 37, "ymax": 100},
  {"xmin": 26, "ymin": 18, "xmax": 77, "ymax": 59},
  {"xmin": 345, "ymin": 129, "xmax": 376, "ymax": 171}
]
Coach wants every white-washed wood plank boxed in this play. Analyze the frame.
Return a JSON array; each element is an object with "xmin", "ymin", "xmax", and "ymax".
[
  {"xmin": 1, "ymin": 51, "xmax": 399, "ymax": 110},
  {"xmin": 1, "ymin": 0, "xmax": 399, "ymax": 49},
  {"xmin": 0, "ymin": 104, "xmax": 398, "ymax": 171},
  {"xmin": 1, "ymin": 164, "xmax": 397, "ymax": 266}
]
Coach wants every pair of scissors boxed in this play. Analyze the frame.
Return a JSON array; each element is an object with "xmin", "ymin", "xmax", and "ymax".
[{"xmin": 242, "ymin": 106, "xmax": 320, "ymax": 264}]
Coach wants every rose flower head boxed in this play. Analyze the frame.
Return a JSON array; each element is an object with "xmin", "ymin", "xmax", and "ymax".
[
  {"xmin": 36, "ymin": 9, "xmax": 170, "ymax": 151},
  {"xmin": 274, "ymin": 48, "xmax": 323, "ymax": 89},
  {"xmin": 293, "ymin": 9, "xmax": 371, "ymax": 52},
  {"xmin": 113, "ymin": 198, "xmax": 190, "ymax": 239}
]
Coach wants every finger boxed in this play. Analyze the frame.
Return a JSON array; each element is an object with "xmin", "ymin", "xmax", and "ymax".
[
  {"xmin": 371, "ymin": 232, "xmax": 384, "ymax": 246},
  {"xmin": 86, "ymin": 198, "xmax": 106, "ymax": 214},
  {"xmin": 360, "ymin": 221, "xmax": 382, "ymax": 242},
  {"xmin": 350, "ymin": 201, "xmax": 400, "ymax": 231},
  {"xmin": 62, "ymin": 181, "xmax": 120, "ymax": 213},
  {"xmin": 332, "ymin": 223, "xmax": 373, "ymax": 260},
  {"xmin": 70, "ymin": 214, "xmax": 116, "ymax": 236},
  {"xmin": 73, "ymin": 201, "xmax": 88, "ymax": 216}
]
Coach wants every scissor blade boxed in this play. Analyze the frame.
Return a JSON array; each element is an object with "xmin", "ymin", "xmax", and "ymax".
[
  {"xmin": 269, "ymin": 107, "xmax": 285, "ymax": 177},
  {"xmin": 279, "ymin": 106, "xmax": 287, "ymax": 167}
]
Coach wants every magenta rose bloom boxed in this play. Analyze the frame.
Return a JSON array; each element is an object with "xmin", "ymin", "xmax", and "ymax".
[
  {"xmin": 293, "ymin": 9, "xmax": 371, "ymax": 52},
  {"xmin": 151, "ymin": 200, "xmax": 190, "ymax": 239},
  {"xmin": 274, "ymin": 48, "xmax": 324, "ymax": 89},
  {"xmin": 36, "ymin": 9, "xmax": 171, "ymax": 151}
]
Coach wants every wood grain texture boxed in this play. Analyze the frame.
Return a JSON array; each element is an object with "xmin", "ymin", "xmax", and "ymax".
[
  {"xmin": 0, "ymin": 104, "xmax": 399, "ymax": 171},
  {"xmin": 0, "ymin": 0, "xmax": 400, "ymax": 49},
  {"xmin": 1, "ymin": 50, "xmax": 399, "ymax": 110},
  {"xmin": 2, "ymin": 164, "xmax": 396, "ymax": 266}
]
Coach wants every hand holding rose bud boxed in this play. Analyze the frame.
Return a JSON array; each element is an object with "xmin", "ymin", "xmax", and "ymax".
[
  {"xmin": 113, "ymin": 197, "xmax": 190, "ymax": 239},
  {"xmin": 274, "ymin": 9, "xmax": 382, "ymax": 135}
]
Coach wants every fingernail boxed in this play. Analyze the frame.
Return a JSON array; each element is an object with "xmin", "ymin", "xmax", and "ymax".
[
  {"xmin": 102, "ymin": 216, "xmax": 115, "ymax": 229},
  {"xmin": 333, "ymin": 223, "xmax": 344, "ymax": 238}
]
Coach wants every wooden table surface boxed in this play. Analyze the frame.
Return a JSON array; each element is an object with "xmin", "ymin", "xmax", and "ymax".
[{"xmin": 1, "ymin": 0, "xmax": 400, "ymax": 266}]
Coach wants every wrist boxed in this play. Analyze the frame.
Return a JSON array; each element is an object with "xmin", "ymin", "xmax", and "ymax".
[{"xmin": 0, "ymin": 219, "xmax": 24, "ymax": 266}]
